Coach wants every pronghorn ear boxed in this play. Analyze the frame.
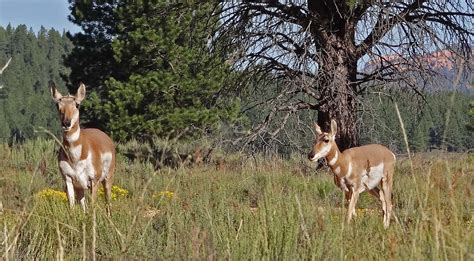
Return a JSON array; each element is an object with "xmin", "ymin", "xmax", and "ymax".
[
  {"xmin": 330, "ymin": 120, "xmax": 337, "ymax": 138},
  {"xmin": 50, "ymin": 81, "xmax": 62, "ymax": 103},
  {"xmin": 314, "ymin": 122, "xmax": 323, "ymax": 135},
  {"xmin": 75, "ymin": 83, "xmax": 86, "ymax": 104}
]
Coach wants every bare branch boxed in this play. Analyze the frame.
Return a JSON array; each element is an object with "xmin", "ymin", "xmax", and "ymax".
[
  {"xmin": 209, "ymin": 0, "xmax": 473, "ymax": 150},
  {"xmin": 356, "ymin": 1, "xmax": 427, "ymax": 58},
  {"xmin": 0, "ymin": 57, "xmax": 12, "ymax": 75}
]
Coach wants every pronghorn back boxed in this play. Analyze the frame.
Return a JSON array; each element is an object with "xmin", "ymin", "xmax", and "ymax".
[{"xmin": 343, "ymin": 144, "xmax": 396, "ymax": 167}]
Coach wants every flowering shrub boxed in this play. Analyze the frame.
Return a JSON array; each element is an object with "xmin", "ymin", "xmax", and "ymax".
[
  {"xmin": 35, "ymin": 188, "xmax": 67, "ymax": 202},
  {"xmin": 35, "ymin": 185, "xmax": 129, "ymax": 202},
  {"xmin": 98, "ymin": 185, "xmax": 129, "ymax": 200}
]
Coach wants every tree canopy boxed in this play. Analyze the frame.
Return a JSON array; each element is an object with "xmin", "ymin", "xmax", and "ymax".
[{"xmin": 66, "ymin": 1, "xmax": 240, "ymax": 141}]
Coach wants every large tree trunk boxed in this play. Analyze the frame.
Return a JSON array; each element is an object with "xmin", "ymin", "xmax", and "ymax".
[
  {"xmin": 315, "ymin": 21, "xmax": 358, "ymax": 151},
  {"xmin": 317, "ymin": 76, "xmax": 358, "ymax": 151}
]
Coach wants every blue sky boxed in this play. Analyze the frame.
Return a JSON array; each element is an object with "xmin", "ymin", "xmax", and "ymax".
[{"xmin": 0, "ymin": 0, "xmax": 80, "ymax": 33}]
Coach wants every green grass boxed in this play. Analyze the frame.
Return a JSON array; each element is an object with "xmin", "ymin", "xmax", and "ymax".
[{"xmin": 1, "ymin": 139, "xmax": 473, "ymax": 259}]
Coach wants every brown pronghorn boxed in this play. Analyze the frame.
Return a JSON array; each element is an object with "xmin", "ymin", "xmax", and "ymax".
[
  {"xmin": 50, "ymin": 82, "xmax": 116, "ymax": 214},
  {"xmin": 308, "ymin": 120, "xmax": 395, "ymax": 228}
]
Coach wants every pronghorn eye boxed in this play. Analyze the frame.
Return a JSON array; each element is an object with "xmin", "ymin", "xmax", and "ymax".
[{"xmin": 324, "ymin": 139, "xmax": 329, "ymax": 143}]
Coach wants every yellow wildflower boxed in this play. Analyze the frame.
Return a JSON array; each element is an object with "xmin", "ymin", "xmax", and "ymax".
[
  {"xmin": 153, "ymin": 191, "xmax": 174, "ymax": 200},
  {"xmin": 36, "ymin": 188, "xmax": 68, "ymax": 202},
  {"xmin": 35, "ymin": 186, "xmax": 128, "ymax": 202},
  {"xmin": 98, "ymin": 185, "xmax": 129, "ymax": 200}
]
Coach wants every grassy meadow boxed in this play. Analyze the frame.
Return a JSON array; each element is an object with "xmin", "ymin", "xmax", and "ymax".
[{"xmin": 0, "ymin": 139, "xmax": 473, "ymax": 260}]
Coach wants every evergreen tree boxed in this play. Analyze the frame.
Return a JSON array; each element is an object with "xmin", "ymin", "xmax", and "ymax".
[
  {"xmin": 468, "ymin": 101, "xmax": 474, "ymax": 132},
  {"xmin": 357, "ymin": 90, "xmax": 473, "ymax": 153},
  {"xmin": 0, "ymin": 25, "xmax": 72, "ymax": 143},
  {"xmin": 66, "ymin": 2, "xmax": 240, "ymax": 141}
]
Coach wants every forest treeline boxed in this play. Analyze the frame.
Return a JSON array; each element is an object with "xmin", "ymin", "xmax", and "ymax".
[
  {"xmin": 0, "ymin": 24, "xmax": 472, "ymax": 154},
  {"xmin": 0, "ymin": 25, "xmax": 71, "ymax": 142}
]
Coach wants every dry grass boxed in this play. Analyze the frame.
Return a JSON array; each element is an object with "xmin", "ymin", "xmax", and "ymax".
[{"xmin": 0, "ymin": 139, "xmax": 473, "ymax": 259}]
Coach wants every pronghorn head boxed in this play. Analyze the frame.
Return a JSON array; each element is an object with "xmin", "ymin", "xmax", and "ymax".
[
  {"xmin": 308, "ymin": 120, "xmax": 337, "ymax": 162},
  {"xmin": 50, "ymin": 82, "xmax": 86, "ymax": 132}
]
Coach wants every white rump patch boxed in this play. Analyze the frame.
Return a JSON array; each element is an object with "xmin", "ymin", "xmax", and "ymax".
[
  {"xmin": 100, "ymin": 152, "xmax": 113, "ymax": 182},
  {"xmin": 361, "ymin": 163, "xmax": 385, "ymax": 190}
]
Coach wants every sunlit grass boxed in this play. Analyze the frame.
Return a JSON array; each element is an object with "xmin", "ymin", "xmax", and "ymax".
[
  {"xmin": 0, "ymin": 139, "xmax": 473, "ymax": 259},
  {"xmin": 153, "ymin": 190, "xmax": 174, "ymax": 200}
]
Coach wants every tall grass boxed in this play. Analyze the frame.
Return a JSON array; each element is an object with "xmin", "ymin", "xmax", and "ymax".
[{"xmin": 0, "ymin": 139, "xmax": 473, "ymax": 259}]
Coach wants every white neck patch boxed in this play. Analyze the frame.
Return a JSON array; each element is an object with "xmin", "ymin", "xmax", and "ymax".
[
  {"xmin": 69, "ymin": 144, "xmax": 82, "ymax": 162},
  {"xmin": 310, "ymin": 144, "xmax": 331, "ymax": 162},
  {"xmin": 66, "ymin": 128, "xmax": 80, "ymax": 143}
]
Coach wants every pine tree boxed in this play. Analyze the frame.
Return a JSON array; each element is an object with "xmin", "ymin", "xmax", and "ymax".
[
  {"xmin": 0, "ymin": 25, "xmax": 72, "ymax": 143},
  {"xmin": 467, "ymin": 101, "xmax": 474, "ymax": 132},
  {"xmin": 66, "ymin": 2, "xmax": 240, "ymax": 141}
]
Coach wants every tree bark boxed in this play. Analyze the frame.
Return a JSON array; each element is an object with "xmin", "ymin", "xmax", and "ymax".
[{"xmin": 315, "ymin": 19, "xmax": 358, "ymax": 151}]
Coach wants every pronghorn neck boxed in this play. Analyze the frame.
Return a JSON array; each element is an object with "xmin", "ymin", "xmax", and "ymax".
[
  {"xmin": 325, "ymin": 143, "xmax": 346, "ymax": 177},
  {"xmin": 63, "ymin": 121, "xmax": 81, "ymax": 146}
]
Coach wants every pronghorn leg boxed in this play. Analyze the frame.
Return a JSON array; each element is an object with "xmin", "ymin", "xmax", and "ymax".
[
  {"xmin": 74, "ymin": 187, "xmax": 86, "ymax": 212},
  {"xmin": 65, "ymin": 176, "xmax": 75, "ymax": 208},
  {"xmin": 382, "ymin": 167, "xmax": 394, "ymax": 228},
  {"xmin": 102, "ymin": 178, "xmax": 112, "ymax": 216},
  {"xmin": 347, "ymin": 188, "xmax": 360, "ymax": 223},
  {"xmin": 344, "ymin": 190, "xmax": 357, "ymax": 217},
  {"xmin": 378, "ymin": 188, "xmax": 387, "ymax": 225},
  {"xmin": 90, "ymin": 180, "xmax": 100, "ymax": 207},
  {"xmin": 369, "ymin": 187, "xmax": 386, "ymax": 215},
  {"xmin": 368, "ymin": 187, "xmax": 380, "ymax": 200},
  {"xmin": 381, "ymin": 180, "xmax": 390, "ymax": 228},
  {"xmin": 344, "ymin": 190, "xmax": 352, "ymax": 207}
]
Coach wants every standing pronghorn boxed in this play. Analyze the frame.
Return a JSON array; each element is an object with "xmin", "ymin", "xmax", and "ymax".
[
  {"xmin": 308, "ymin": 120, "xmax": 396, "ymax": 228},
  {"xmin": 51, "ymin": 82, "xmax": 116, "ymax": 214}
]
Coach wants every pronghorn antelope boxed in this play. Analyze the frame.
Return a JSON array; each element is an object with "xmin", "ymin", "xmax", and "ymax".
[
  {"xmin": 308, "ymin": 120, "xmax": 396, "ymax": 228},
  {"xmin": 51, "ymin": 82, "xmax": 116, "ymax": 214}
]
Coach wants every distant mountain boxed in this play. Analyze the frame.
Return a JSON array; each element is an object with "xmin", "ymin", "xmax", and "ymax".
[{"xmin": 364, "ymin": 49, "xmax": 473, "ymax": 92}]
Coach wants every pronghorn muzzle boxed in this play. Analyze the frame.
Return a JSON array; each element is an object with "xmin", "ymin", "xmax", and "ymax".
[{"xmin": 62, "ymin": 118, "xmax": 72, "ymax": 129}]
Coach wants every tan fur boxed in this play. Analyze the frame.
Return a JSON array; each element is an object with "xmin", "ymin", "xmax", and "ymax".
[
  {"xmin": 308, "ymin": 120, "xmax": 395, "ymax": 228},
  {"xmin": 59, "ymin": 128, "xmax": 116, "ymax": 182},
  {"xmin": 51, "ymin": 82, "xmax": 115, "ymax": 215}
]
